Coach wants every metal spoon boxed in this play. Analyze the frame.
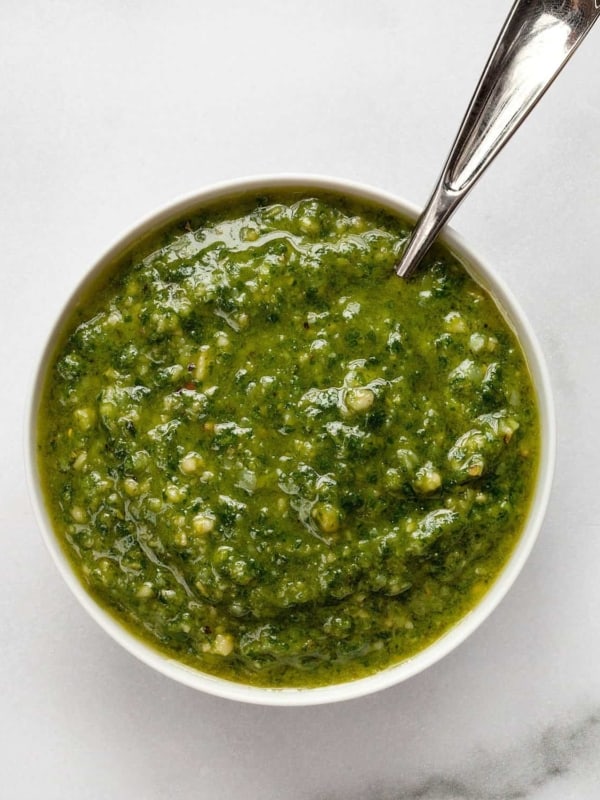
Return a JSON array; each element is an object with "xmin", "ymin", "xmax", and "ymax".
[{"xmin": 395, "ymin": 0, "xmax": 600, "ymax": 278}]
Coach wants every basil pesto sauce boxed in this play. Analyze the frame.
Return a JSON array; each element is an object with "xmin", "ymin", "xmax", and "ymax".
[{"xmin": 39, "ymin": 193, "xmax": 539, "ymax": 687}]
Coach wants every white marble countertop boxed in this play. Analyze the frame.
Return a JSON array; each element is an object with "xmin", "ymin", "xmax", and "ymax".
[{"xmin": 2, "ymin": 2, "xmax": 600, "ymax": 797}]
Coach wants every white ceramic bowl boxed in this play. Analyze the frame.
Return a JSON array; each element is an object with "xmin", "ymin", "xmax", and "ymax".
[{"xmin": 27, "ymin": 174, "xmax": 555, "ymax": 705}]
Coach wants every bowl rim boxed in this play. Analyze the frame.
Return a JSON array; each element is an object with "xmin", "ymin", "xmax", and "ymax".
[{"xmin": 26, "ymin": 173, "xmax": 556, "ymax": 706}]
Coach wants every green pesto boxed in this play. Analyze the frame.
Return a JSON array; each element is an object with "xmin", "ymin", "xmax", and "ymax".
[{"xmin": 38, "ymin": 192, "xmax": 539, "ymax": 688}]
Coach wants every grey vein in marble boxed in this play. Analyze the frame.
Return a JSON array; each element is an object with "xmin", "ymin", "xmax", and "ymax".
[{"xmin": 321, "ymin": 711, "xmax": 600, "ymax": 799}]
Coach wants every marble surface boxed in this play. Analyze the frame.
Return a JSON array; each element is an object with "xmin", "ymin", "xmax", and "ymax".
[{"xmin": 2, "ymin": 1, "xmax": 599, "ymax": 797}]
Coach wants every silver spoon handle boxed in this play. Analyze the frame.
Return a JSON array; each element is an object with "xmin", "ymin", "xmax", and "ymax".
[{"xmin": 396, "ymin": 0, "xmax": 600, "ymax": 278}]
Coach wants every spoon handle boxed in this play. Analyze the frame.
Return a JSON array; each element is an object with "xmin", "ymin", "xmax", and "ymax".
[{"xmin": 396, "ymin": 0, "xmax": 600, "ymax": 278}]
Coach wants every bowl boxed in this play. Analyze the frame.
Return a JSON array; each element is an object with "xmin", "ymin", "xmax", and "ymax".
[{"xmin": 26, "ymin": 174, "xmax": 555, "ymax": 705}]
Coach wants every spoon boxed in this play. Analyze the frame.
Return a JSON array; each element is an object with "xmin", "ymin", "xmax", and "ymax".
[{"xmin": 395, "ymin": 0, "xmax": 600, "ymax": 278}]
